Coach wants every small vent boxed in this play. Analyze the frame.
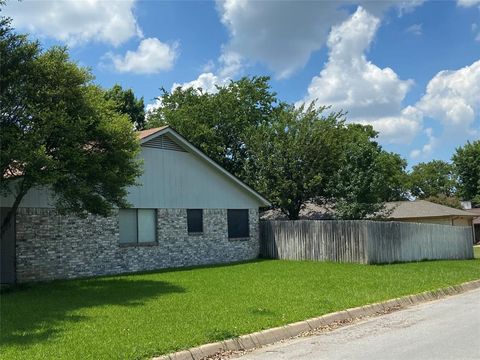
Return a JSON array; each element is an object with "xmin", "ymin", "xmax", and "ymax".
[{"xmin": 143, "ymin": 134, "xmax": 187, "ymax": 152}]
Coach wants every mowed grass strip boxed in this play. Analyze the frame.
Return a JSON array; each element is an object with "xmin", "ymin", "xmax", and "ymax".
[{"xmin": 1, "ymin": 259, "xmax": 480, "ymax": 360}]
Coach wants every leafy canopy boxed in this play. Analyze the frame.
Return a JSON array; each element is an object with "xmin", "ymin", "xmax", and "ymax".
[
  {"xmin": 452, "ymin": 140, "xmax": 480, "ymax": 205},
  {"xmin": 104, "ymin": 84, "xmax": 146, "ymax": 130},
  {"xmin": 0, "ymin": 18, "xmax": 142, "ymax": 233},
  {"xmin": 408, "ymin": 160, "xmax": 457, "ymax": 199}
]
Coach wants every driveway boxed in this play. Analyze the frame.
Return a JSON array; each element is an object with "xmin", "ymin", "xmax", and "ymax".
[{"xmin": 237, "ymin": 288, "xmax": 480, "ymax": 360}]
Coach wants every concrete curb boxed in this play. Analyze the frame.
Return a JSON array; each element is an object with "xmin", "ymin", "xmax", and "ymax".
[{"xmin": 152, "ymin": 279, "xmax": 480, "ymax": 360}]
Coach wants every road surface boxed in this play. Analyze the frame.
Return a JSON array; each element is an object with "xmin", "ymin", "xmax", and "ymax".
[{"xmin": 238, "ymin": 288, "xmax": 480, "ymax": 360}]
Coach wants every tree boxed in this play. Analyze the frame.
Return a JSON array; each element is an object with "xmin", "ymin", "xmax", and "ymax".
[
  {"xmin": 408, "ymin": 160, "xmax": 457, "ymax": 199},
  {"xmin": 104, "ymin": 84, "xmax": 145, "ymax": 130},
  {"xmin": 452, "ymin": 140, "xmax": 480, "ymax": 206},
  {"xmin": 331, "ymin": 124, "xmax": 408, "ymax": 219},
  {"xmin": 250, "ymin": 104, "xmax": 345, "ymax": 220},
  {"xmin": 425, "ymin": 194, "xmax": 462, "ymax": 209},
  {"xmin": 0, "ymin": 20, "xmax": 142, "ymax": 235},
  {"xmin": 146, "ymin": 76, "xmax": 278, "ymax": 184}
]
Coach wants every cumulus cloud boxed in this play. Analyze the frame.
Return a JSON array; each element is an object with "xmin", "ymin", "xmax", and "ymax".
[
  {"xmin": 170, "ymin": 50, "xmax": 242, "ymax": 93},
  {"xmin": 216, "ymin": 0, "xmax": 424, "ymax": 78},
  {"xmin": 300, "ymin": 7, "xmax": 417, "ymax": 144},
  {"xmin": 3, "ymin": 0, "xmax": 142, "ymax": 46},
  {"xmin": 108, "ymin": 38, "xmax": 178, "ymax": 74},
  {"xmin": 409, "ymin": 60, "xmax": 480, "ymax": 159}
]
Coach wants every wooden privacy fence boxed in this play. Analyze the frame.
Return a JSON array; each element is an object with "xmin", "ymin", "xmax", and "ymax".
[{"xmin": 260, "ymin": 220, "xmax": 474, "ymax": 264}]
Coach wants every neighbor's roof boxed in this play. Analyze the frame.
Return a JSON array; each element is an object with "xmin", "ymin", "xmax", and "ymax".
[
  {"xmin": 467, "ymin": 208, "xmax": 480, "ymax": 224},
  {"xmin": 137, "ymin": 125, "xmax": 271, "ymax": 207},
  {"xmin": 261, "ymin": 202, "xmax": 334, "ymax": 220},
  {"xmin": 385, "ymin": 200, "xmax": 477, "ymax": 219}
]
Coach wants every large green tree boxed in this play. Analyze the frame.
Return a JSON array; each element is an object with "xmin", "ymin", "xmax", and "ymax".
[
  {"xmin": 250, "ymin": 105, "xmax": 408, "ymax": 220},
  {"xmin": 408, "ymin": 160, "xmax": 457, "ymax": 199},
  {"xmin": 331, "ymin": 124, "xmax": 408, "ymax": 219},
  {"xmin": 452, "ymin": 140, "xmax": 480, "ymax": 205},
  {"xmin": 250, "ymin": 104, "xmax": 344, "ymax": 220},
  {"xmin": 146, "ymin": 76, "xmax": 277, "ymax": 184},
  {"xmin": 104, "ymin": 84, "xmax": 145, "ymax": 130},
  {"xmin": 0, "ymin": 19, "xmax": 141, "ymax": 234}
]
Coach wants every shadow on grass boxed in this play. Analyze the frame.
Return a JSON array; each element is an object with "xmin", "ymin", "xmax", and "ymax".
[{"xmin": 0, "ymin": 277, "xmax": 185, "ymax": 347}]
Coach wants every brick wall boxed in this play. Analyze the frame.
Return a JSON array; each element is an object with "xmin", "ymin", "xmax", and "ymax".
[{"xmin": 15, "ymin": 208, "xmax": 259, "ymax": 282}]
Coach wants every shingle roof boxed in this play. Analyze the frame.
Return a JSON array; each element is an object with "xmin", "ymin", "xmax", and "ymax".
[
  {"xmin": 137, "ymin": 126, "xmax": 169, "ymax": 140},
  {"xmin": 468, "ymin": 208, "xmax": 480, "ymax": 224},
  {"xmin": 385, "ymin": 200, "xmax": 477, "ymax": 219}
]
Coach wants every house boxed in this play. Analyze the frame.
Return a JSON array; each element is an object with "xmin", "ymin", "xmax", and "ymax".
[
  {"xmin": 384, "ymin": 200, "xmax": 477, "ymax": 227},
  {"xmin": 467, "ymin": 208, "xmax": 480, "ymax": 243},
  {"xmin": 0, "ymin": 126, "xmax": 270, "ymax": 284}
]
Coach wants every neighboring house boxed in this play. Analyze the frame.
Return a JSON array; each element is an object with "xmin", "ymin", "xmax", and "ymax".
[
  {"xmin": 384, "ymin": 200, "xmax": 477, "ymax": 227},
  {"xmin": 0, "ymin": 126, "xmax": 270, "ymax": 284},
  {"xmin": 261, "ymin": 202, "xmax": 334, "ymax": 220},
  {"xmin": 467, "ymin": 208, "xmax": 480, "ymax": 243}
]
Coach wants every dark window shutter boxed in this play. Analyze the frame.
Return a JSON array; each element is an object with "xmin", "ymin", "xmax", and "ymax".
[
  {"xmin": 227, "ymin": 209, "xmax": 249, "ymax": 238},
  {"xmin": 187, "ymin": 209, "xmax": 203, "ymax": 233}
]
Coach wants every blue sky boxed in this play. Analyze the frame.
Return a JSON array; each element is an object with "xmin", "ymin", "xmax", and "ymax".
[{"xmin": 4, "ymin": 0, "xmax": 480, "ymax": 166}]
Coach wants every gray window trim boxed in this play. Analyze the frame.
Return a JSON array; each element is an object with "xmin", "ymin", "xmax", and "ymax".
[{"xmin": 119, "ymin": 209, "xmax": 157, "ymax": 246}]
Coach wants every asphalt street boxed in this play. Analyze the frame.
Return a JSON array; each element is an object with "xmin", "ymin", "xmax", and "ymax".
[{"xmin": 238, "ymin": 288, "xmax": 480, "ymax": 360}]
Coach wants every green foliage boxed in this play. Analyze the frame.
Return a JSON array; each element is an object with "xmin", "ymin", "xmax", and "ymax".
[
  {"xmin": 0, "ymin": 20, "xmax": 141, "ymax": 232},
  {"xmin": 104, "ymin": 84, "xmax": 145, "ymax": 130},
  {"xmin": 148, "ymin": 77, "xmax": 409, "ymax": 220},
  {"xmin": 425, "ymin": 194, "xmax": 462, "ymax": 209},
  {"xmin": 332, "ymin": 124, "xmax": 409, "ymax": 219},
  {"xmin": 146, "ymin": 76, "xmax": 277, "ymax": 184},
  {"xmin": 452, "ymin": 140, "xmax": 480, "ymax": 205},
  {"xmin": 409, "ymin": 160, "xmax": 457, "ymax": 199},
  {"xmin": 1, "ymin": 259, "xmax": 479, "ymax": 359},
  {"xmin": 250, "ymin": 104, "xmax": 345, "ymax": 219}
]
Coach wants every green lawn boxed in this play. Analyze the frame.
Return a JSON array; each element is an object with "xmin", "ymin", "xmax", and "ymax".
[{"xmin": 1, "ymin": 259, "xmax": 480, "ymax": 360}]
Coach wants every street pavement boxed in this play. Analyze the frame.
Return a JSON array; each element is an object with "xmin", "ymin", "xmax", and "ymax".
[{"xmin": 237, "ymin": 288, "xmax": 480, "ymax": 360}]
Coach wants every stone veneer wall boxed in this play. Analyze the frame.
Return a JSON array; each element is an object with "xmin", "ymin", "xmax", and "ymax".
[{"xmin": 15, "ymin": 208, "xmax": 259, "ymax": 283}]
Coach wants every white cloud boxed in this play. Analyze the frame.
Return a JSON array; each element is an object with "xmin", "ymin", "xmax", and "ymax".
[
  {"xmin": 458, "ymin": 0, "xmax": 480, "ymax": 7},
  {"xmin": 172, "ymin": 72, "xmax": 223, "ymax": 94},
  {"xmin": 218, "ymin": 0, "xmax": 347, "ymax": 79},
  {"xmin": 171, "ymin": 50, "xmax": 242, "ymax": 93},
  {"xmin": 216, "ymin": 0, "xmax": 424, "ymax": 79},
  {"xmin": 108, "ymin": 38, "xmax": 178, "ymax": 74},
  {"xmin": 410, "ymin": 60, "xmax": 480, "ymax": 158},
  {"xmin": 405, "ymin": 23, "xmax": 423, "ymax": 35},
  {"xmin": 300, "ymin": 7, "xmax": 417, "ymax": 144},
  {"xmin": 4, "ymin": 0, "xmax": 142, "ymax": 46},
  {"xmin": 416, "ymin": 60, "xmax": 480, "ymax": 131}
]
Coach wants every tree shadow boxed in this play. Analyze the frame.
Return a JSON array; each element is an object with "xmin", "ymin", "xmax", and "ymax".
[{"xmin": 0, "ymin": 277, "xmax": 185, "ymax": 347}]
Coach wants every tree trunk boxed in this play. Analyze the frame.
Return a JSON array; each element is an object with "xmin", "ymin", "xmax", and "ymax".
[{"xmin": 1, "ymin": 180, "xmax": 28, "ymax": 237}]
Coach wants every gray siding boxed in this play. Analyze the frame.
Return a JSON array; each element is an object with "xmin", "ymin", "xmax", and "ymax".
[
  {"xmin": 261, "ymin": 220, "xmax": 473, "ymax": 264},
  {"xmin": 1, "ymin": 146, "xmax": 263, "ymax": 209}
]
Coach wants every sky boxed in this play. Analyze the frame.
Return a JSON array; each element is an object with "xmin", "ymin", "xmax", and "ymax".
[{"xmin": 3, "ymin": 0, "xmax": 480, "ymax": 166}]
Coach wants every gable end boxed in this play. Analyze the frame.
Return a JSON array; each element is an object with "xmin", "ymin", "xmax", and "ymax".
[{"xmin": 143, "ymin": 134, "xmax": 187, "ymax": 152}]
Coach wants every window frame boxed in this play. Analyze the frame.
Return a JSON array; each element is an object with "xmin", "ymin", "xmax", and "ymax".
[
  {"xmin": 227, "ymin": 209, "xmax": 250, "ymax": 240},
  {"xmin": 187, "ymin": 209, "xmax": 204, "ymax": 235},
  {"xmin": 119, "ymin": 209, "xmax": 157, "ymax": 246}
]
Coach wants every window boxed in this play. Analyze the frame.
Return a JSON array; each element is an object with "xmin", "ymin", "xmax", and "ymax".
[
  {"xmin": 119, "ymin": 209, "xmax": 156, "ymax": 244},
  {"xmin": 227, "ymin": 209, "xmax": 249, "ymax": 239},
  {"xmin": 187, "ymin": 209, "xmax": 203, "ymax": 234}
]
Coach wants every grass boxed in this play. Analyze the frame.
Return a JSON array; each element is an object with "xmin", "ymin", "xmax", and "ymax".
[
  {"xmin": 1, "ymin": 259, "xmax": 479, "ymax": 360},
  {"xmin": 474, "ymin": 245, "xmax": 480, "ymax": 259}
]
